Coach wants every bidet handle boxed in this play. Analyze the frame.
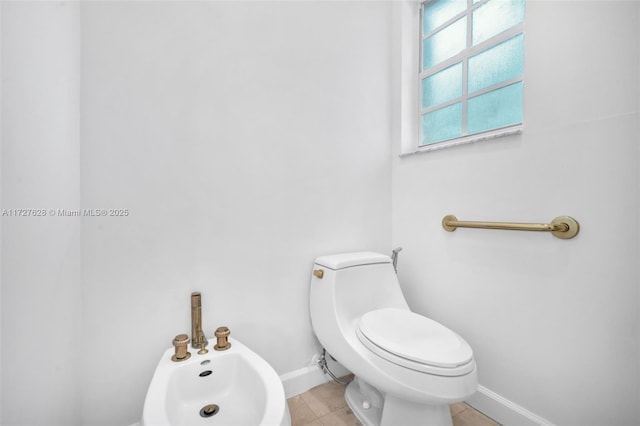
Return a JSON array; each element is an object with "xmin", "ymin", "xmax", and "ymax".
[
  {"xmin": 214, "ymin": 326, "xmax": 231, "ymax": 351},
  {"xmin": 171, "ymin": 334, "xmax": 191, "ymax": 362}
]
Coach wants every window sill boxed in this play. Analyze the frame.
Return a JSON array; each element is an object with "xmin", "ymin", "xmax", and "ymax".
[{"xmin": 399, "ymin": 125, "xmax": 523, "ymax": 157}]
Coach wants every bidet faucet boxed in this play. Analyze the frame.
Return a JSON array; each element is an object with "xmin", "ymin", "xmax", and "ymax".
[
  {"xmin": 191, "ymin": 292, "xmax": 208, "ymax": 349},
  {"xmin": 391, "ymin": 247, "xmax": 402, "ymax": 273}
]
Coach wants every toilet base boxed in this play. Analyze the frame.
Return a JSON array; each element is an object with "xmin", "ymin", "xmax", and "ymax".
[
  {"xmin": 345, "ymin": 378, "xmax": 383, "ymax": 426},
  {"xmin": 345, "ymin": 377, "xmax": 453, "ymax": 426}
]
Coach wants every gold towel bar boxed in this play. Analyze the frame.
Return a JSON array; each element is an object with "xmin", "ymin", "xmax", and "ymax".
[{"xmin": 442, "ymin": 215, "xmax": 580, "ymax": 239}]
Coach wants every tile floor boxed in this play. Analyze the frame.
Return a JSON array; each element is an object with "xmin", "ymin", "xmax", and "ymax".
[{"xmin": 287, "ymin": 378, "xmax": 500, "ymax": 426}]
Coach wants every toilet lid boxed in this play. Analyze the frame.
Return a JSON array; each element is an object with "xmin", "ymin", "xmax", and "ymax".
[{"xmin": 358, "ymin": 308, "xmax": 473, "ymax": 368}]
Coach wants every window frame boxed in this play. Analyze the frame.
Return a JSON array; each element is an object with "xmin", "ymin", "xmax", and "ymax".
[{"xmin": 418, "ymin": 0, "xmax": 525, "ymax": 152}]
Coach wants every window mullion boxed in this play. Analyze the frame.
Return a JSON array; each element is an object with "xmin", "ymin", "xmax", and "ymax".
[
  {"xmin": 422, "ymin": 10, "xmax": 468, "ymax": 41},
  {"xmin": 419, "ymin": 2, "xmax": 425, "ymax": 74},
  {"xmin": 468, "ymin": 23, "xmax": 525, "ymax": 57},
  {"xmin": 462, "ymin": 0, "xmax": 473, "ymax": 137},
  {"xmin": 421, "ymin": 96, "xmax": 465, "ymax": 115},
  {"xmin": 420, "ymin": 55, "xmax": 463, "ymax": 79},
  {"xmin": 467, "ymin": 76, "xmax": 524, "ymax": 99}
]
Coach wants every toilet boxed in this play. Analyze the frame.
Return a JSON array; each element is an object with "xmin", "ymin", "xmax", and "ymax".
[{"xmin": 309, "ymin": 252, "xmax": 477, "ymax": 426}]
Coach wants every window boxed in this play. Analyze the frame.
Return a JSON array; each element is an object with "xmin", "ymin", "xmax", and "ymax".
[{"xmin": 420, "ymin": 0, "xmax": 525, "ymax": 148}]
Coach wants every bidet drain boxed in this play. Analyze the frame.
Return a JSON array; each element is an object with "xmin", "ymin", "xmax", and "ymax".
[{"xmin": 199, "ymin": 404, "xmax": 220, "ymax": 418}]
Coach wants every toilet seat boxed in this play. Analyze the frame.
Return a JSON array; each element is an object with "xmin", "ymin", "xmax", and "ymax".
[{"xmin": 356, "ymin": 308, "xmax": 475, "ymax": 377}]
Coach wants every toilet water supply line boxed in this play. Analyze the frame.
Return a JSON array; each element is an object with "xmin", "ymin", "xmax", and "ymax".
[
  {"xmin": 317, "ymin": 348, "xmax": 352, "ymax": 385},
  {"xmin": 391, "ymin": 247, "xmax": 402, "ymax": 273},
  {"xmin": 318, "ymin": 247, "xmax": 403, "ymax": 385}
]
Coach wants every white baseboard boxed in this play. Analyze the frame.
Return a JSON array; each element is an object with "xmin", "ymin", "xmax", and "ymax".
[
  {"xmin": 281, "ymin": 368, "xmax": 553, "ymax": 426},
  {"xmin": 466, "ymin": 385, "xmax": 555, "ymax": 426},
  {"xmin": 280, "ymin": 362, "xmax": 351, "ymax": 399}
]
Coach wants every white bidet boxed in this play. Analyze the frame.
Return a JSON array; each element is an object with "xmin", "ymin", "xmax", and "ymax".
[{"xmin": 142, "ymin": 337, "xmax": 291, "ymax": 426}]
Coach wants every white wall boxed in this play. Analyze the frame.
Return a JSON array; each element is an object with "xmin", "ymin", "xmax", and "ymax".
[
  {"xmin": 1, "ymin": 2, "xmax": 82, "ymax": 425},
  {"xmin": 79, "ymin": 2, "xmax": 391, "ymax": 425},
  {"xmin": 391, "ymin": 1, "xmax": 639, "ymax": 425}
]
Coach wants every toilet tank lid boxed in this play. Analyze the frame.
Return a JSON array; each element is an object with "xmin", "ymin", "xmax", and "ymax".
[{"xmin": 314, "ymin": 252, "xmax": 391, "ymax": 270}]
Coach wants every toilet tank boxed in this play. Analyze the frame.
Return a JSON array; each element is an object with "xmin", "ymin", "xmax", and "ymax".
[{"xmin": 310, "ymin": 252, "xmax": 411, "ymax": 331}]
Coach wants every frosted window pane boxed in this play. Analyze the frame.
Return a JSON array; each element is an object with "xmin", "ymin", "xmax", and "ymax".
[
  {"xmin": 468, "ymin": 34, "xmax": 524, "ymax": 93},
  {"xmin": 473, "ymin": 0, "xmax": 525, "ymax": 45},
  {"xmin": 421, "ymin": 103, "xmax": 462, "ymax": 145},
  {"xmin": 422, "ymin": 17, "xmax": 466, "ymax": 70},
  {"xmin": 467, "ymin": 82, "xmax": 523, "ymax": 134},
  {"xmin": 422, "ymin": 63, "xmax": 462, "ymax": 109},
  {"xmin": 423, "ymin": 0, "xmax": 467, "ymax": 35}
]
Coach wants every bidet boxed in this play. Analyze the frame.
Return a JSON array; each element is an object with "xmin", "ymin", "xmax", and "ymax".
[{"xmin": 142, "ymin": 336, "xmax": 291, "ymax": 426}]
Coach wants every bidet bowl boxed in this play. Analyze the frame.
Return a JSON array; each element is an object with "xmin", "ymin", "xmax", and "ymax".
[{"xmin": 142, "ymin": 337, "xmax": 290, "ymax": 426}]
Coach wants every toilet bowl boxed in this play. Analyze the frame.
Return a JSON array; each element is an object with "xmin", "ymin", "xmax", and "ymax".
[{"xmin": 309, "ymin": 252, "xmax": 477, "ymax": 426}]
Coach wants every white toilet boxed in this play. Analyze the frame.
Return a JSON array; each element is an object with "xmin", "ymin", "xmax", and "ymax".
[{"xmin": 309, "ymin": 252, "xmax": 477, "ymax": 426}]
